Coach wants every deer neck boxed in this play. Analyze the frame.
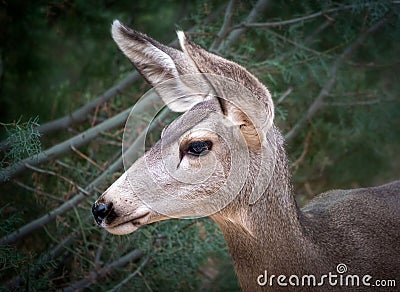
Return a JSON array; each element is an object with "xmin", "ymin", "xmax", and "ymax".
[{"xmin": 211, "ymin": 128, "xmax": 318, "ymax": 289}]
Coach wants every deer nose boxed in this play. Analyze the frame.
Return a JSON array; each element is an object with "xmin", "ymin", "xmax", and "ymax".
[{"xmin": 92, "ymin": 202, "xmax": 113, "ymax": 225}]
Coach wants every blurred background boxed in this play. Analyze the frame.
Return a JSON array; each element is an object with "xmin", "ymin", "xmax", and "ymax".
[{"xmin": 1, "ymin": 0, "xmax": 399, "ymax": 290}]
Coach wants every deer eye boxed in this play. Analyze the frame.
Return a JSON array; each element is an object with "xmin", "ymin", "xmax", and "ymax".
[{"xmin": 187, "ymin": 140, "xmax": 212, "ymax": 156}]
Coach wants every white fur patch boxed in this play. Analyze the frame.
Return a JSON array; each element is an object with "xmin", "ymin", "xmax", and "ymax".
[{"xmin": 176, "ymin": 31, "xmax": 186, "ymax": 51}]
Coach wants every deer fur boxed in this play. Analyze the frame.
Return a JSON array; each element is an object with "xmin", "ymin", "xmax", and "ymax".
[{"xmin": 93, "ymin": 20, "xmax": 400, "ymax": 291}]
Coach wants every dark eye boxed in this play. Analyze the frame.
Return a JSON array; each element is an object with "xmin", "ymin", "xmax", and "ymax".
[{"xmin": 187, "ymin": 140, "xmax": 212, "ymax": 156}]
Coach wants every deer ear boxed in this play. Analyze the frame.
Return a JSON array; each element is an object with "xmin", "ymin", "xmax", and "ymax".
[
  {"xmin": 111, "ymin": 20, "xmax": 205, "ymax": 112},
  {"xmin": 177, "ymin": 31, "xmax": 275, "ymax": 148}
]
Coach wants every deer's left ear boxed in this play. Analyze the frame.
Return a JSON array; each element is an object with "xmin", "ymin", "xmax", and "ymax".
[
  {"xmin": 112, "ymin": 21, "xmax": 206, "ymax": 112},
  {"xmin": 177, "ymin": 31, "xmax": 275, "ymax": 148}
]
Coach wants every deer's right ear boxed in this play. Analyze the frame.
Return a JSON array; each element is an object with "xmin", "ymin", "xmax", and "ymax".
[{"xmin": 111, "ymin": 20, "xmax": 204, "ymax": 112}]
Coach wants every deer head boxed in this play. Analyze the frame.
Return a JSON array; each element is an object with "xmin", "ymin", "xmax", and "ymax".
[{"xmin": 92, "ymin": 20, "xmax": 277, "ymax": 235}]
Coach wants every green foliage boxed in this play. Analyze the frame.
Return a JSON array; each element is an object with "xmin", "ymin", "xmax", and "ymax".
[
  {"xmin": 0, "ymin": 206, "xmax": 54, "ymax": 290},
  {"xmin": 103, "ymin": 219, "xmax": 231, "ymax": 291},
  {"xmin": 0, "ymin": 116, "xmax": 41, "ymax": 164},
  {"xmin": 0, "ymin": 0, "xmax": 399, "ymax": 290},
  {"xmin": 0, "ymin": 116, "xmax": 42, "ymax": 180}
]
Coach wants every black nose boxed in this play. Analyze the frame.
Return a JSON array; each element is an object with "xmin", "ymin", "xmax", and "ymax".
[{"xmin": 92, "ymin": 202, "xmax": 113, "ymax": 225}]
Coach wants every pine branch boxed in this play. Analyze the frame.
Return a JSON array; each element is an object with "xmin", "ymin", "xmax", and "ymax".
[
  {"xmin": 0, "ymin": 117, "xmax": 41, "ymax": 161},
  {"xmin": 272, "ymin": 17, "xmax": 334, "ymax": 65},
  {"xmin": 0, "ymin": 89, "xmax": 165, "ymax": 182},
  {"xmin": 0, "ymin": 7, "xmax": 225, "ymax": 153},
  {"xmin": 94, "ymin": 230, "xmax": 108, "ymax": 266},
  {"xmin": 13, "ymin": 179, "xmax": 64, "ymax": 202},
  {"xmin": 107, "ymin": 256, "xmax": 151, "ymax": 292},
  {"xmin": 37, "ymin": 72, "xmax": 141, "ymax": 135},
  {"xmin": 24, "ymin": 163, "xmax": 90, "ymax": 196},
  {"xmin": 63, "ymin": 249, "xmax": 143, "ymax": 292},
  {"xmin": 71, "ymin": 144, "xmax": 105, "ymax": 171},
  {"xmin": 210, "ymin": 0, "xmax": 237, "ymax": 51},
  {"xmin": 284, "ymin": 15, "xmax": 390, "ymax": 142},
  {"xmin": 267, "ymin": 29, "xmax": 325, "ymax": 56},
  {"xmin": 232, "ymin": 2, "xmax": 399, "ymax": 29},
  {"xmin": 0, "ymin": 148, "xmax": 123, "ymax": 245},
  {"xmin": 322, "ymin": 99, "xmax": 393, "ymax": 107},
  {"xmin": 5, "ymin": 234, "xmax": 76, "ymax": 289},
  {"xmin": 276, "ymin": 87, "xmax": 293, "ymax": 105},
  {"xmin": 232, "ymin": 5, "xmax": 348, "ymax": 29},
  {"xmin": 0, "ymin": 73, "xmax": 138, "ymax": 154},
  {"xmin": 0, "ymin": 107, "xmax": 170, "ymax": 245},
  {"xmin": 304, "ymin": 19, "xmax": 334, "ymax": 44},
  {"xmin": 291, "ymin": 131, "xmax": 312, "ymax": 170},
  {"xmin": 216, "ymin": 0, "xmax": 270, "ymax": 53},
  {"xmin": 0, "ymin": 192, "xmax": 85, "ymax": 246},
  {"xmin": 55, "ymin": 159, "xmax": 92, "ymax": 177},
  {"xmin": 0, "ymin": 106, "xmax": 131, "ymax": 182}
]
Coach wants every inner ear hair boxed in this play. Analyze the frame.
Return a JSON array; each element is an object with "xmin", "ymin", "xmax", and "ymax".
[{"xmin": 213, "ymin": 97, "xmax": 261, "ymax": 148}]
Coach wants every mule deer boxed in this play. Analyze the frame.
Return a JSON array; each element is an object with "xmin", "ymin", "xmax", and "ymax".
[{"xmin": 92, "ymin": 20, "xmax": 400, "ymax": 291}]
